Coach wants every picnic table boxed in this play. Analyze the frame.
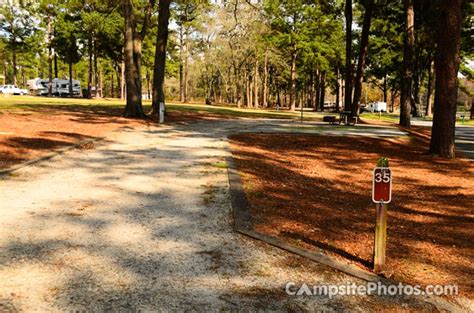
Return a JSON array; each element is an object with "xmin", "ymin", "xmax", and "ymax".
[
  {"xmin": 339, "ymin": 111, "xmax": 358, "ymax": 125},
  {"xmin": 323, "ymin": 111, "xmax": 359, "ymax": 126}
]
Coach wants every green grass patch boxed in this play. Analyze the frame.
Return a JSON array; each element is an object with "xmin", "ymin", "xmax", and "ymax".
[
  {"xmin": 166, "ymin": 102, "xmax": 324, "ymax": 120},
  {"xmin": 5, "ymin": 96, "xmax": 469, "ymax": 126},
  {"xmin": 0, "ymin": 95, "xmax": 126, "ymax": 109},
  {"xmin": 421, "ymin": 115, "xmax": 474, "ymax": 126},
  {"xmin": 210, "ymin": 161, "xmax": 228, "ymax": 169},
  {"xmin": 361, "ymin": 111, "xmax": 474, "ymax": 126},
  {"xmin": 0, "ymin": 95, "xmax": 326, "ymax": 121},
  {"xmin": 359, "ymin": 112, "xmax": 399, "ymax": 122},
  {"xmin": 456, "ymin": 117, "xmax": 474, "ymax": 126},
  {"xmin": 280, "ymin": 125, "xmax": 361, "ymax": 132}
]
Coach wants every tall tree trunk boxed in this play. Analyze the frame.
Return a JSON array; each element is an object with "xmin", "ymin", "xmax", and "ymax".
[
  {"xmin": 54, "ymin": 52, "xmax": 58, "ymax": 78},
  {"xmin": 425, "ymin": 59, "xmax": 434, "ymax": 117},
  {"xmin": 122, "ymin": 0, "xmax": 144, "ymax": 117},
  {"xmin": 400, "ymin": 0, "xmax": 414, "ymax": 127},
  {"xmin": 411, "ymin": 48, "xmax": 422, "ymax": 117},
  {"xmin": 253, "ymin": 60, "xmax": 259, "ymax": 108},
  {"xmin": 99, "ymin": 66, "xmax": 103, "ymax": 98},
  {"xmin": 122, "ymin": 0, "xmax": 155, "ymax": 116},
  {"xmin": 411, "ymin": 70, "xmax": 421, "ymax": 117},
  {"xmin": 246, "ymin": 72, "xmax": 251, "ymax": 108},
  {"xmin": 151, "ymin": 0, "xmax": 171, "ymax": 117},
  {"xmin": 319, "ymin": 71, "xmax": 326, "ymax": 111},
  {"xmin": 335, "ymin": 67, "xmax": 340, "ymax": 112},
  {"xmin": 306, "ymin": 87, "xmax": 309, "ymax": 108},
  {"xmin": 315, "ymin": 70, "xmax": 321, "ymax": 111},
  {"xmin": 351, "ymin": 0, "xmax": 374, "ymax": 116},
  {"xmin": 383, "ymin": 74, "xmax": 387, "ymax": 103},
  {"xmin": 470, "ymin": 97, "xmax": 474, "ymax": 120},
  {"xmin": 111, "ymin": 73, "xmax": 115, "ymax": 98},
  {"xmin": 133, "ymin": 41, "xmax": 143, "ymax": 102},
  {"xmin": 68, "ymin": 61, "xmax": 73, "ymax": 97},
  {"xmin": 88, "ymin": 36, "xmax": 93, "ymax": 98},
  {"xmin": 429, "ymin": 0, "xmax": 463, "ymax": 158},
  {"xmin": 47, "ymin": 16, "xmax": 53, "ymax": 96},
  {"xmin": 341, "ymin": 82, "xmax": 345, "ymax": 108},
  {"xmin": 12, "ymin": 48, "xmax": 17, "ymax": 86},
  {"xmin": 309, "ymin": 71, "xmax": 315, "ymax": 108},
  {"xmin": 184, "ymin": 33, "xmax": 189, "ymax": 102},
  {"xmin": 344, "ymin": 0, "xmax": 353, "ymax": 111},
  {"xmin": 390, "ymin": 88, "xmax": 396, "ymax": 113},
  {"xmin": 146, "ymin": 69, "xmax": 151, "ymax": 100},
  {"xmin": 289, "ymin": 50, "xmax": 297, "ymax": 111},
  {"xmin": 115, "ymin": 64, "xmax": 120, "ymax": 98},
  {"xmin": 179, "ymin": 25, "xmax": 184, "ymax": 102},
  {"xmin": 263, "ymin": 50, "xmax": 268, "ymax": 108},
  {"xmin": 121, "ymin": 60, "xmax": 125, "ymax": 100},
  {"xmin": 234, "ymin": 67, "xmax": 242, "ymax": 108},
  {"xmin": 21, "ymin": 66, "xmax": 25, "ymax": 86},
  {"xmin": 94, "ymin": 41, "xmax": 100, "ymax": 99},
  {"xmin": 248, "ymin": 74, "xmax": 253, "ymax": 108}
]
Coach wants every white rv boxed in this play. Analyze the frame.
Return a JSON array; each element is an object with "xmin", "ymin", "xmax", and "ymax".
[
  {"xmin": 27, "ymin": 78, "xmax": 49, "ymax": 95},
  {"xmin": 363, "ymin": 101, "xmax": 387, "ymax": 113},
  {"xmin": 27, "ymin": 78, "xmax": 81, "ymax": 97}
]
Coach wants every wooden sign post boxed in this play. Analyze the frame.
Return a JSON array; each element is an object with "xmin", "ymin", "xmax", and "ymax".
[
  {"xmin": 159, "ymin": 102, "xmax": 165, "ymax": 124},
  {"xmin": 372, "ymin": 157, "xmax": 391, "ymax": 273}
]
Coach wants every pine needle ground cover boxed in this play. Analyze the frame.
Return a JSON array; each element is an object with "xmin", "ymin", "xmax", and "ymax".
[
  {"xmin": 0, "ymin": 106, "xmax": 141, "ymax": 169},
  {"xmin": 229, "ymin": 133, "xmax": 473, "ymax": 298}
]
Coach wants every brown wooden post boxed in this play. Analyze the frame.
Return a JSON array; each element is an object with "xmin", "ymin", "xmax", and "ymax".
[
  {"xmin": 374, "ymin": 157, "xmax": 389, "ymax": 273},
  {"xmin": 374, "ymin": 201, "xmax": 387, "ymax": 273}
]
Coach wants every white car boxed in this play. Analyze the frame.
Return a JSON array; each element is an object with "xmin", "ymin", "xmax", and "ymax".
[{"xmin": 0, "ymin": 84, "xmax": 28, "ymax": 95}]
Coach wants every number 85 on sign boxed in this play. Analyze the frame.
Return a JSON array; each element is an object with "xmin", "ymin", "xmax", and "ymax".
[{"xmin": 372, "ymin": 168, "xmax": 392, "ymax": 203}]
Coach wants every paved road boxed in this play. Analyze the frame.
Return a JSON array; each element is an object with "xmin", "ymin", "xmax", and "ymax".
[
  {"xmin": 455, "ymin": 126, "xmax": 474, "ymax": 159},
  {"xmin": 0, "ymin": 119, "xmax": 462, "ymax": 311},
  {"xmin": 412, "ymin": 119, "xmax": 474, "ymax": 159}
]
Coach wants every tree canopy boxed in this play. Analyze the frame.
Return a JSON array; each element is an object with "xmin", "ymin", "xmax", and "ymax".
[{"xmin": 0, "ymin": 0, "xmax": 471, "ymax": 157}]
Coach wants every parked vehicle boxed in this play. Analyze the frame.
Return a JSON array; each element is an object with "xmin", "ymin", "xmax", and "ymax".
[
  {"xmin": 323, "ymin": 102, "xmax": 336, "ymax": 110},
  {"xmin": 362, "ymin": 101, "xmax": 387, "ymax": 113},
  {"xmin": 26, "ymin": 78, "xmax": 47, "ymax": 95},
  {"xmin": 0, "ymin": 85, "xmax": 28, "ymax": 95},
  {"xmin": 26, "ymin": 78, "xmax": 81, "ymax": 97}
]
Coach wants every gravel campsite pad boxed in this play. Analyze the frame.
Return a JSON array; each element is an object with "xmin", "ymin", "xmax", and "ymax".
[{"xmin": 229, "ymin": 132, "xmax": 474, "ymax": 301}]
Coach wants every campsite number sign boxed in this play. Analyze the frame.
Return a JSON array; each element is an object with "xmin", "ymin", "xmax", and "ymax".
[{"xmin": 372, "ymin": 167, "xmax": 392, "ymax": 203}]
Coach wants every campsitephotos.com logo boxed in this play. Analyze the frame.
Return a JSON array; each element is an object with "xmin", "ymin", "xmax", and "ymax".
[{"xmin": 285, "ymin": 282, "xmax": 459, "ymax": 299}]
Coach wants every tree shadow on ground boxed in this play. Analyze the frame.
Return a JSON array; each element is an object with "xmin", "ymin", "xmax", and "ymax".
[
  {"xmin": 281, "ymin": 230, "xmax": 373, "ymax": 268},
  {"xmin": 0, "ymin": 120, "xmax": 454, "ymax": 311},
  {"xmin": 229, "ymin": 132, "xmax": 474, "ymax": 295},
  {"xmin": 3, "ymin": 137, "xmax": 74, "ymax": 150},
  {"xmin": 0, "ymin": 132, "xmax": 96, "ymax": 168}
]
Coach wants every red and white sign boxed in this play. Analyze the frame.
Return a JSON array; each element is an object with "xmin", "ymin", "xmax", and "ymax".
[{"xmin": 372, "ymin": 167, "xmax": 392, "ymax": 203}]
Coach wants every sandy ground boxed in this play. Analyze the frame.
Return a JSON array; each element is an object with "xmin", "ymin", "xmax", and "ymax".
[{"xmin": 0, "ymin": 119, "xmax": 461, "ymax": 311}]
